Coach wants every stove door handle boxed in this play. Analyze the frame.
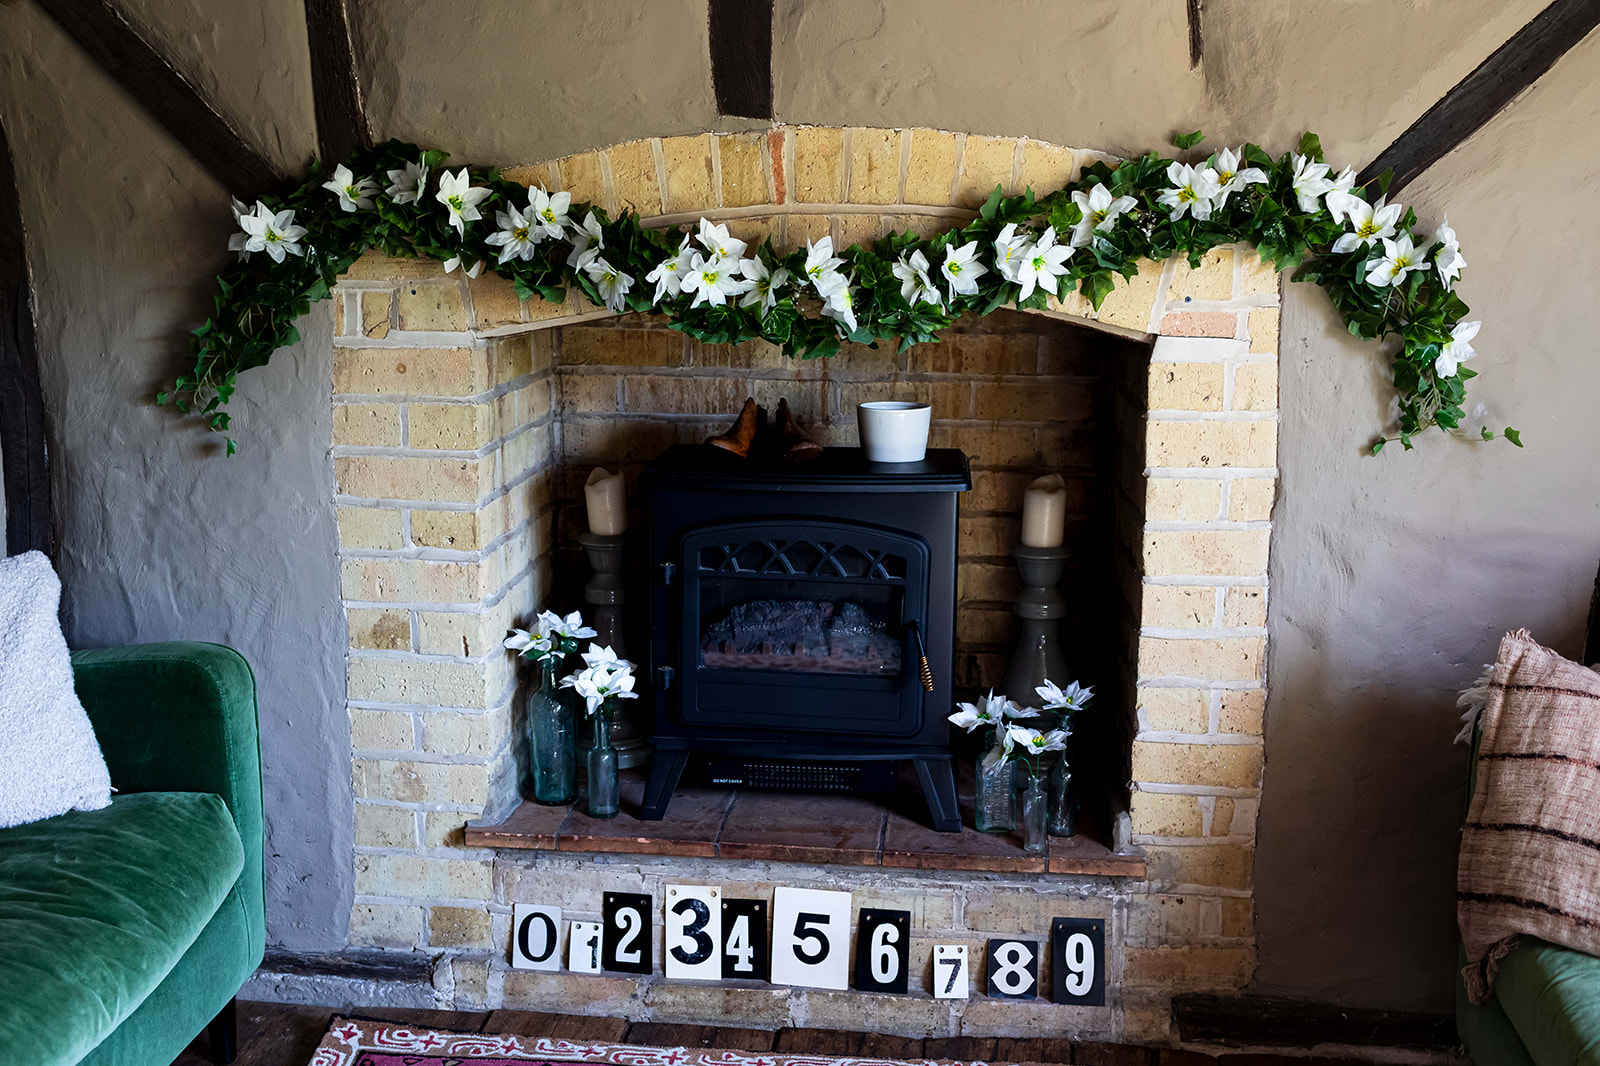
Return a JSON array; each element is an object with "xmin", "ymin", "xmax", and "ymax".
[{"xmin": 905, "ymin": 622, "xmax": 934, "ymax": 693}]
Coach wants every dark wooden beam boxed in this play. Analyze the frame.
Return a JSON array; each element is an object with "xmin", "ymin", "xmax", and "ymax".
[
  {"xmin": 1359, "ymin": 0, "xmax": 1600, "ymax": 193},
  {"xmin": 709, "ymin": 0, "xmax": 773, "ymax": 120},
  {"xmin": 1186, "ymin": 0, "xmax": 1203, "ymax": 69},
  {"xmin": 32, "ymin": 0, "xmax": 284, "ymax": 194},
  {"xmin": 1173, "ymin": 992, "xmax": 1456, "ymax": 1049},
  {"xmin": 303, "ymin": 0, "xmax": 370, "ymax": 165},
  {"xmin": 0, "ymin": 115, "xmax": 54, "ymax": 557}
]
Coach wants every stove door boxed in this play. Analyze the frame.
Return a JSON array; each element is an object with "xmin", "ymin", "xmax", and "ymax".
[{"xmin": 677, "ymin": 520, "xmax": 930, "ymax": 739}]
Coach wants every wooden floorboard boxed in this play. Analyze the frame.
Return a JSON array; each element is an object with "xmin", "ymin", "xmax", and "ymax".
[
  {"xmin": 171, "ymin": 1001, "xmax": 332, "ymax": 1066},
  {"xmin": 350, "ymin": 1007, "xmax": 490, "ymax": 1031},
  {"xmin": 484, "ymin": 1009, "xmax": 631, "ymax": 1042},
  {"xmin": 923, "ymin": 1035, "xmax": 998, "ymax": 1062}
]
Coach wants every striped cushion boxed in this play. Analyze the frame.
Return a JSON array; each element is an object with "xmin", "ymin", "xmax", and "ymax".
[{"xmin": 1460, "ymin": 629, "xmax": 1600, "ymax": 1003}]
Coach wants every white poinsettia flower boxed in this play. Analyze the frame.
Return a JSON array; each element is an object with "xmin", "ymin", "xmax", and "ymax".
[
  {"xmin": 561, "ymin": 659, "xmax": 639, "ymax": 716},
  {"xmin": 579, "ymin": 642, "xmax": 624, "ymax": 669},
  {"xmin": 739, "ymin": 255, "xmax": 790, "ymax": 314},
  {"xmin": 566, "ymin": 210, "xmax": 605, "ymax": 269},
  {"xmin": 442, "ymin": 254, "xmax": 484, "ymax": 278},
  {"xmin": 485, "ymin": 202, "xmax": 542, "ymax": 263},
  {"xmin": 583, "ymin": 254, "xmax": 634, "ymax": 312},
  {"xmin": 1433, "ymin": 216, "xmax": 1465, "ymax": 289},
  {"xmin": 892, "ymin": 248, "xmax": 944, "ymax": 309},
  {"xmin": 647, "ymin": 235, "xmax": 695, "ymax": 304},
  {"xmin": 238, "ymin": 201, "xmax": 307, "ymax": 263},
  {"xmin": 821, "ymin": 279, "xmax": 859, "ymax": 334},
  {"xmin": 435, "ymin": 168, "xmax": 492, "ymax": 237},
  {"xmin": 1290, "ymin": 154, "xmax": 1335, "ymax": 214},
  {"xmin": 528, "ymin": 186, "xmax": 572, "ymax": 240},
  {"xmin": 503, "ymin": 628, "xmax": 535, "ymax": 652},
  {"xmin": 228, "ymin": 196, "xmax": 254, "ymax": 261},
  {"xmin": 1006, "ymin": 724, "xmax": 1070, "ymax": 757},
  {"xmin": 541, "ymin": 610, "xmax": 598, "ymax": 641},
  {"xmin": 1365, "ymin": 233, "xmax": 1431, "ymax": 288},
  {"xmin": 1014, "ymin": 225, "xmax": 1074, "ymax": 301},
  {"xmin": 949, "ymin": 689, "xmax": 1011, "ymax": 732},
  {"xmin": 1069, "ymin": 183, "xmax": 1138, "ymax": 248},
  {"xmin": 322, "ymin": 163, "xmax": 379, "ymax": 213},
  {"xmin": 680, "ymin": 252, "xmax": 751, "ymax": 307},
  {"xmin": 803, "ymin": 236, "xmax": 845, "ymax": 293},
  {"xmin": 1330, "ymin": 195, "xmax": 1403, "ymax": 254},
  {"xmin": 941, "ymin": 240, "xmax": 988, "ymax": 301},
  {"xmin": 1037, "ymin": 678, "xmax": 1093, "ymax": 712},
  {"xmin": 1323, "ymin": 167, "xmax": 1358, "ymax": 221},
  {"xmin": 385, "ymin": 158, "xmax": 429, "ymax": 205},
  {"xmin": 1158, "ymin": 162, "xmax": 1221, "ymax": 222},
  {"xmin": 695, "ymin": 217, "xmax": 747, "ymax": 260},
  {"xmin": 1434, "ymin": 320, "xmax": 1481, "ymax": 378},
  {"xmin": 1209, "ymin": 147, "xmax": 1268, "ymax": 209},
  {"xmin": 992, "ymin": 223, "xmax": 1031, "ymax": 283}
]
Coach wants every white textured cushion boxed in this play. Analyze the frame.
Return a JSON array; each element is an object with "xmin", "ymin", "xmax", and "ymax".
[{"xmin": 0, "ymin": 551, "xmax": 111, "ymax": 828}]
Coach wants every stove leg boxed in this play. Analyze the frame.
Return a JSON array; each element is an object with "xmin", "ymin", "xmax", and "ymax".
[
  {"xmin": 913, "ymin": 758, "xmax": 961, "ymax": 832},
  {"xmin": 639, "ymin": 749, "xmax": 689, "ymax": 820}
]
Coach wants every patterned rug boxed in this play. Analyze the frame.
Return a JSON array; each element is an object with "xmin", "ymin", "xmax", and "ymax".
[{"xmin": 309, "ymin": 1017, "xmax": 974, "ymax": 1066}]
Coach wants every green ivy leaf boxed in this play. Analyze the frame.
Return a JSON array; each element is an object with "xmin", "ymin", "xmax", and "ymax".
[
  {"xmin": 1505, "ymin": 427, "xmax": 1523, "ymax": 447},
  {"xmin": 1297, "ymin": 132, "xmax": 1323, "ymax": 161},
  {"xmin": 979, "ymin": 184, "xmax": 1004, "ymax": 221},
  {"xmin": 1173, "ymin": 130, "xmax": 1205, "ymax": 150}
]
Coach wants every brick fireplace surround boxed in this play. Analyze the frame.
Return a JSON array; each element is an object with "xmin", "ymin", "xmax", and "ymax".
[{"xmin": 328, "ymin": 126, "xmax": 1278, "ymax": 1044}]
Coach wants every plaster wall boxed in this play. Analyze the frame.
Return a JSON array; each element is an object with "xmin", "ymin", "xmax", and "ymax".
[{"xmin": 0, "ymin": 3, "xmax": 352, "ymax": 950}]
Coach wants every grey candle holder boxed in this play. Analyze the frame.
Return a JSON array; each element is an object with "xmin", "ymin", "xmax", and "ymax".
[
  {"xmin": 1002, "ymin": 543, "xmax": 1071, "ymax": 708},
  {"xmin": 578, "ymin": 531, "xmax": 650, "ymax": 769}
]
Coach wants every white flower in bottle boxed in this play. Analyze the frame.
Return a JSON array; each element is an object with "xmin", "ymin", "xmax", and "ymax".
[
  {"xmin": 803, "ymin": 236, "xmax": 846, "ymax": 293},
  {"xmin": 738, "ymin": 255, "xmax": 790, "ymax": 314},
  {"xmin": 1069, "ymin": 183, "xmax": 1138, "ymax": 248},
  {"xmin": 503, "ymin": 628, "xmax": 535, "ymax": 653},
  {"xmin": 528, "ymin": 186, "xmax": 572, "ymax": 239},
  {"xmin": 821, "ymin": 280, "xmax": 859, "ymax": 334},
  {"xmin": 1290, "ymin": 154, "xmax": 1335, "ymax": 213},
  {"xmin": 435, "ymin": 168, "xmax": 491, "ymax": 237},
  {"xmin": 1158, "ymin": 162, "xmax": 1221, "ymax": 222},
  {"xmin": 583, "ymin": 254, "xmax": 634, "ymax": 313},
  {"xmin": 385, "ymin": 158, "xmax": 428, "ymax": 205},
  {"xmin": 1005, "ymin": 724, "xmax": 1070, "ymax": 758},
  {"xmin": 1434, "ymin": 320, "xmax": 1481, "ymax": 378},
  {"xmin": 941, "ymin": 240, "xmax": 988, "ymax": 301},
  {"xmin": 485, "ymin": 202, "xmax": 542, "ymax": 263},
  {"xmin": 566, "ymin": 210, "xmax": 605, "ymax": 269},
  {"xmin": 322, "ymin": 163, "xmax": 379, "ymax": 212},
  {"xmin": 1209, "ymin": 147, "xmax": 1268, "ymax": 209},
  {"xmin": 228, "ymin": 196, "xmax": 254, "ymax": 261},
  {"xmin": 1037, "ymin": 678, "xmax": 1094, "ymax": 712},
  {"xmin": 237, "ymin": 201, "xmax": 307, "ymax": 263},
  {"xmin": 1433, "ymin": 216, "xmax": 1465, "ymax": 289},
  {"xmin": 1013, "ymin": 226, "xmax": 1074, "ymax": 301},
  {"xmin": 1330, "ymin": 195, "xmax": 1403, "ymax": 253},
  {"xmin": 646, "ymin": 235, "xmax": 695, "ymax": 304},
  {"xmin": 562, "ymin": 660, "xmax": 639, "ymax": 716},
  {"xmin": 579, "ymin": 642, "xmax": 625, "ymax": 669},
  {"xmin": 949, "ymin": 689, "xmax": 1011, "ymax": 732},
  {"xmin": 1365, "ymin": 233, "xmax": 1431, "ymax": 288},
  {"xmin": 694, "ymin": 217, "xmax": 747, "ymax": 260},
  {"xmin": 992, "ymin": 223, "xmax": 1030, "ymax": 283},
  {"xmin": 540, "ymin": 610, "xmax": 598, "ymax": 641},
  {"xmin": 892, "ymin": 248, "xmax": 944, "ymax": 309}
]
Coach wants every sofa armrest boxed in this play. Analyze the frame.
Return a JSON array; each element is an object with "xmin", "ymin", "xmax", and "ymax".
[{"xmin": 70, "ymin": 641, "xmax": 264, "ymax": 948}]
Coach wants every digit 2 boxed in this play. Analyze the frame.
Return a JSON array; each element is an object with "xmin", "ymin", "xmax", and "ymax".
[
  {"xmin": 854, "ymin": 908, "xmax": 910, "ymax": 994},
  {"xmin": 985, "ymin": 938, "xmax": 1039, "ymax": 1000},
  {"xmin": 1051, "ymin": 917, "xmax": 1106, "ymax": 1006},
  {"xmin": 601, "ymin": 892, "xmax": 653, "ymax": 975},
  {"xmin": 721, "ymin": 898, "xmax": 770, "ymax": 982}
]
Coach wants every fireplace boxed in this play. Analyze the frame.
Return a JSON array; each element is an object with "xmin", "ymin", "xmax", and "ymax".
[{"xmin": 638, "ymin": 444, "xmax": 971, "ymax": 831}]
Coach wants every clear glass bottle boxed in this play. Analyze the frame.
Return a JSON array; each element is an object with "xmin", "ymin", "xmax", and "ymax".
[
  {"xmin": 586, "ymin": 710, "xmax": 620, "ymax": 818},
  {"xmin": 526, "ymin": 661, "xmax": 576, "ymax": 805},
  {"xmin": 975, "ymin": 732, "xmax": 1018, "ymax": 834},
  {"xmin": 1020, "ymin": 765, "xmax": 1048, "ymax": 854},
  {"xmin": 1048, "ymin": 750, "xmax": 1076, "ymax": 837}
]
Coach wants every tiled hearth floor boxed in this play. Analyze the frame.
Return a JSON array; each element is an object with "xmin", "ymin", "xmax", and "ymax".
[
  {"xmin": 170, "ymin": 1001, "xmax": 1382, "ymax": 1065},
  {"xmin": 465, "ymin": 767, "xmax": 1145, "ymax": 876}
]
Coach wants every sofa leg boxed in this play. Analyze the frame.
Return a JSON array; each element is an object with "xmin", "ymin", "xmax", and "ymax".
[{"xmin": 207, "ymin": 997, "xmax": 238, "ymax": 1064}]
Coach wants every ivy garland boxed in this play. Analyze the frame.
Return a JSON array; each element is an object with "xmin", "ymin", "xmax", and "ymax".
[{"xmin": 163, "ymin": 131, "xmax": 1517, "ymax": 456}]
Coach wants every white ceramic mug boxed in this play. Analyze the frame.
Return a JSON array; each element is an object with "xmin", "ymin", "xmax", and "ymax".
[{"xmin": 857, "ymin": 401, "xmax": 932, "ymax": 463}]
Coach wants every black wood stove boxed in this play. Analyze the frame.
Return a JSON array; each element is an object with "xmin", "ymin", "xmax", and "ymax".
[{"xmin": 638, "ymin": 445, "xmax": 971, "ymax": 831}]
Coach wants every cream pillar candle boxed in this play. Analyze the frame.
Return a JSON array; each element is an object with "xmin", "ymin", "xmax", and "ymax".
[
  {"xmin": 1020, "ymin": 474, "xmax": 1067, "ymax": 548},
  {"xmin": 584, "ymin": 467, "xmax": 628, "ymax": 535}
]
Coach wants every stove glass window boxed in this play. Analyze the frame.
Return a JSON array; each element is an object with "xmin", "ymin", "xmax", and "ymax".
[{"xmin": 697, "ymin": 576, "xmax": 903, "ymax": 677}]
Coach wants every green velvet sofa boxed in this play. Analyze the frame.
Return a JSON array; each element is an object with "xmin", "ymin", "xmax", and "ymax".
[
  {"xmin": 0, "ymin": 642, "xmax": 265, "ymax": 1066},
  {"xmin": 1457, "ymin": 724, "xmax": 1600, "ymax": 1064}
]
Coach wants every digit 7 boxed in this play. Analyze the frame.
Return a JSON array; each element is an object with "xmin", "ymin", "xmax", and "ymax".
[{"xmin": 939, "ymin": 955, "xmax": 960, "ymax": 994}]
